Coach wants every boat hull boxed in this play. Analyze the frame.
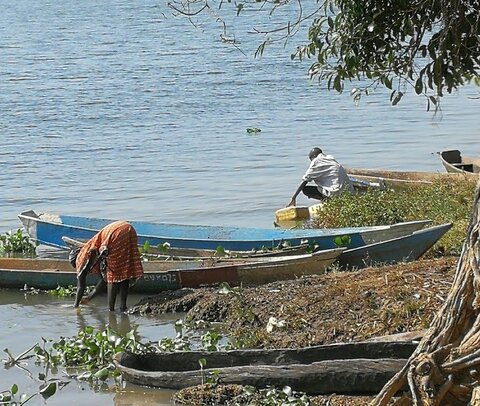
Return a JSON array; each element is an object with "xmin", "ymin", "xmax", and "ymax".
[
  {"xmin": 440, "ymin": 150, "xmax": 480, "ymax": 175},
  {"xmin": 114, "ymin": 341, "xmax": 415, "ymax": 394},
  {"xmin": 0, "ymin": 248, "xmax": 344, "ymax": 293},
  {"xmin": 18, "ymin": 210, "xmax": 431, "ymax": 252},
  {"xmin": 337, "ymin": 223, "xmax": 452, "ymax": 269},
  {"xmin": 347, "ymin": 167, "xmax": 476, "ymax": 181}
]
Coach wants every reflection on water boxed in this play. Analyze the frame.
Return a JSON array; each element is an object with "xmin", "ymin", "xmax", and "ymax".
[
  {"xmin": 114, "ymin": 384, "xmax": 176, "ymax": 406},
  {"xmin": 0, "ymin": 289, "xmax": 181, "ymax": 405}
]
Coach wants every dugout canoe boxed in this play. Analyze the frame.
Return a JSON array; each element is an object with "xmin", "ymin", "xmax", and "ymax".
[
  {"xmin": 18, "ymin": 210, "xmax": 431, "ymax": 252},
  {"xmin": 439, "ymin": 149, "xmax": 480, "ymax": 175},
  {"xmin": 346, "ymin": 167, "xmax": 476, "ymax": 188},
  {"xmin": 0, "ymin": 248, "xmax": 344, "ymax": 293},
  {"xmin": 114, "ymin": 340, "xmax": 415, "ymax": 394},
  {"xmin": 337, "ymin": 223, "xmax": 452, "ymax": 269}
]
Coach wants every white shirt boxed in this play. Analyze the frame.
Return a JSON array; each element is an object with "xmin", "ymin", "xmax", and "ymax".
[{"xmin": 302, "ymin": 153, "xmax": 353, "ymax": 197}]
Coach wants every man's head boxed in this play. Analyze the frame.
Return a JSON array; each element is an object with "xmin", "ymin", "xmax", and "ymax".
[{"xmin": 309, "ymin": 147, "xmax": 323, "ymax": 161}]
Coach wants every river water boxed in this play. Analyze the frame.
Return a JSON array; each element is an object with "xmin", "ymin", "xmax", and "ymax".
[{"xmin": 0, "ymin": 0, "xmax": 479, "ymax": 403}]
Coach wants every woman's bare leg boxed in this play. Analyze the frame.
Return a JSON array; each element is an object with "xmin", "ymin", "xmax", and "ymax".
[
  {"xmin": 119, "ymin": 280, "xmax": 129, "ymax": 312},
  {"xmin": 107, "ymin": 282, "xmax": 118, "ymax": 311}
]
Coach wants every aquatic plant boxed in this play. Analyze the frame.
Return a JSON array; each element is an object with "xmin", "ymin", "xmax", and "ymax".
[
  {"xmin": 47, "ymin": 285, "xmax": 94, "ymax": 297},
  {"xmin": 2, "ymin": 346, "xmax": 69, "ymax": 404},
  {"xmin": 0, "ymin": 229, "xmax": 37, "ymax": 255},
  {"xmin": 174, "ymin": 384, "xmax": 312, "ymax": 405},
  {"xmin": 0, "ymin": 384, "xmax": 36, "ymax": 405},
  {"xmin": 32, "ymin": 325, "xmax": 154, "ymax": 387}
]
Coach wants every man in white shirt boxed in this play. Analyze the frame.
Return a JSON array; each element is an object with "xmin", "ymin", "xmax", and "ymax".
[{"xmin": 288, "ymin": 147, "xmax": 353, "ymax": 206}]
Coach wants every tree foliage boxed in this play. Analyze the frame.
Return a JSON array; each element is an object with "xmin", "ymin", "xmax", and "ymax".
[
  {"xmin": 295, "ymin": 0, "xmax": 480, "ymax": 108},
  {"xmin": 169, "ymin": 0, "xmax": 480, "ymax": 107}
]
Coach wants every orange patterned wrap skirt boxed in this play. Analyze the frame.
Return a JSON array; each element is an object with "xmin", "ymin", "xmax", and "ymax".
[{"xmin": 75, "ymin": 220, "xmax": 144, "ymax": 283}]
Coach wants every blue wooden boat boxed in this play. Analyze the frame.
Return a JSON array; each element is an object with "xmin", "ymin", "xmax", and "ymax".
[
  {"xmin": 0, "ymin": 248, "xmax": 344, "ymax": 293},
  {"xmin": 337, "ymin": 223, "xmax": 452, "ymax": 269},
  {"xmin": 18, "ymin": 210, "xmax": 431, "ymax": 252}
]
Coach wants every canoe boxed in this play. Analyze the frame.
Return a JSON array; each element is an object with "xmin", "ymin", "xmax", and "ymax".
[
  {"xmin": 18, "ymin": 210, "xmax": 431, "ymax": 252},
  {"xmin": 337, "ymin": 223, "xmax": 452, "ymax": 269},
  {"xmin": 114, "ymin": 340, "xmax": 415, "ymax": 394},
  {"xmin": 440, "ymin": 149, "xmax": 480, "ymax": 175},
  {"xmin": 0, "ymin": 248, "xmax": 344, "ymax": 293},
  {"xmin": 347, "ymin": 167, "xmax": 476, "ymax": 182},
  {"xmin": 61, "ymin": 236, "xmax": 312, "ymax": 259}
]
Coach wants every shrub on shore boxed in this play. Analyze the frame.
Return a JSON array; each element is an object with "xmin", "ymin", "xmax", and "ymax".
[{"xmin": 312, "ymin": 177, "xmax": 477, "ymax": 256}]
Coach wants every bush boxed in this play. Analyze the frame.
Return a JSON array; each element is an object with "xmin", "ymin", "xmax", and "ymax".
[
  {"xmin": 312, "ymin": 177, "xmax": 477, "ymax": 256},
  {"xmin": 0, "ymin": 229, "xmax": 37, "ymax": 256}
]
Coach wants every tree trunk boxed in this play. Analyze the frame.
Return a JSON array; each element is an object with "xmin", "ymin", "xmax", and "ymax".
[{"xmin": 372, "ymin": 178, "xmax": 480, "ymax": 405}]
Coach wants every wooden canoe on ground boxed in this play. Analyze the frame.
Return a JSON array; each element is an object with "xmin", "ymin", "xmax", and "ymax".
[
  {"xmin": 440, "ymin": 149, "xmax": 480, "ymax": 175},
  {"xmin": 0, "ymin": 248, "xmax": 344, "ymax": 293},
  {"xmin": 18, "ymin": 210, "xmax": 431, "ymax": 252},
  {"xmin": 114, "ymin": 340, "xmax": 416, "ymax": 394},
  {"xmin": 337, "ymin": 223, "xmax": 452, "ymax": 269}
]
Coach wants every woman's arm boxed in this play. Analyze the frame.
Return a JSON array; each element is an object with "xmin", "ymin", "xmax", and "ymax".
[
  {"xmin": 83, "ymin": 278, "xmax": 107, "ymax": 303},
  {"xmin": 74, "ymin": 249, "xmax": 97, "ymax": 307}
]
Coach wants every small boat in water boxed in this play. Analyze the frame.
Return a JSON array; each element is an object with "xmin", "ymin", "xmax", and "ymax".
[
  {"xmin": 0, "ymin": 248, "xmax": 344, "ymax": 293},
  {"xmin": 114, "ymin": 340, "xmax": 415, "ymax": 394},
  {"xmin": 439, "ymin": 149, "xmax": 480, "ymax": 175},
  {"xmin": 18, "ymin": 210, "xmax": 431, "ymax": 252}
]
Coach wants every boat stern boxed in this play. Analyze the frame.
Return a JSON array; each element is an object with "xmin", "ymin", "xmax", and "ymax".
[{"xmin": 18, "ymin": 210, "xmax": 39, "ymax": 240}]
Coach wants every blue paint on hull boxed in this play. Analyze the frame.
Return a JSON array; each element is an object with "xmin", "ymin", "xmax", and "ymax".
[
  {"xmin": 337, "ymin": 223, "xmax": 452, "ymax": 269},
  {"xmin": 20, "ymin": 211, "xmax": 383, "ymax": 251}
]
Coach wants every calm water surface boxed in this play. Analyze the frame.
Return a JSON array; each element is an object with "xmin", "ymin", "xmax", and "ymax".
[
  {"xmin": 0, "ymin": 0, "xmax": 479, "ymax": 403},
  {"xmin": 0, "ymin": 290, "xmax": 178, "ymax": 405}
]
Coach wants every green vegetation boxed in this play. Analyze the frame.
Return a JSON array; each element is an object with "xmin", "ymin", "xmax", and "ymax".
[
  {"xmin": 3, "ymin": 322, "xmax": 232, "ymax": 395},
  {"xmin": 3, "ymin": 346, "xmax": 69, "ymax": 404},
  {"xmin": 313, "ymin": 177, "xmax": 477, "ymax": 256},
  {"xmin": 171, "ymin": 0, "xmax": 479, "ymax": 108},
  {"xmin": 32, "ymin": 326, "xmax": 154, "ymax": 386},
  {"xmin": 174, "ymin": 384, "xmax": 312, "ymax": 405},
  {"xmin": 293, "ymin": 0, "xmax": 480, "ymax": 109},
  {"xmin": 47, "ymin": 285, "xmax": 94, "ymax": 297},
  {"xmin": 0, "ymin": 229, "xmax": 37, "ymax": 256},
  {"xmin": 0, "ymin": 384, "xmax": 37, "ymax": 405}
]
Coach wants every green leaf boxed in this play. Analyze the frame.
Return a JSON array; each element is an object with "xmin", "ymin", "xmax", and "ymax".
[
  {"xmin": 392, "ymin": 91, "xmax": 404, "ymax": 106},
  {"xmin": 327, "ymin": 16, "xmax": 334, "ymax": 29},
  {"xmin": 333, "ymin": 75, "xmax": 342, "ymax": 92},
  {"xmin": 383, "ymin": 76, "xmax": 392, "ymax": 90},
  {"xmin": 198, "ymin": 358, "xmax": 207, "ymax": 368},
  {"xmin": 215, "ymin": 246, "xmax": 226, "ymax": 256},
  {"xmin": 333, "ymin": 235, "xmax": 351, "ymax": 248},
  {"xmin": 142, "ymin": 240, "xmax": 150, "ymax": 253},
  {"xmin": 40, "ymin": 382, "xmax": 57, "ymax": 399},
  {"xmin": 414, "ymin": 79, "xmax": 423, "ymax": 94},
  {"xmin": 94, "ymin": 367, "xmax": 110, "ymax": 381},
  {"xmin": 389, "ymin": 90, "xmax": 396, "ymax": 102}
]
